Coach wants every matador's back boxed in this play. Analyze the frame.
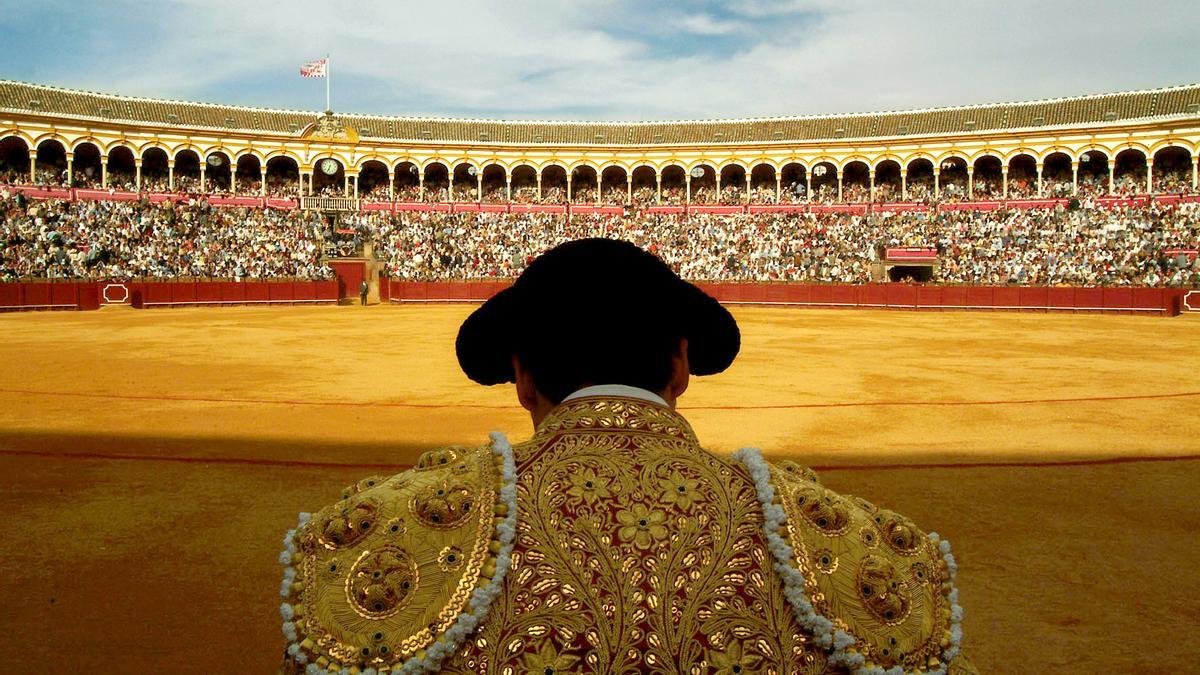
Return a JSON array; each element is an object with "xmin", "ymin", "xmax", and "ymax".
[{"xmin": 279, "ymin": 396, "xmax": 975, "ymax": 674}]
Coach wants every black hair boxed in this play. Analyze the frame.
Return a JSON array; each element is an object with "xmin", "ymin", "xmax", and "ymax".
[{"xmin": 515, "ymin": 322, "xmax": 683, "ymax": 404}]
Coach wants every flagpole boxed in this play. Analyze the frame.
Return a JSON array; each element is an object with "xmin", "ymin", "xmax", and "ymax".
[{"xmin": 325, "ymin": 54, "xmax": 331, "ymax": 112}]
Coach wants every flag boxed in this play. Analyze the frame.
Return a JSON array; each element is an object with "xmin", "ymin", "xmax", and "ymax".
[{"xmin": 300, "ymin": 58, "xmax": 328, "ymax": 78}]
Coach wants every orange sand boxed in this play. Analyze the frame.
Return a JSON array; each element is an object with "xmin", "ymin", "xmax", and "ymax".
[{"xmin": 0, "ymin": 305, "xmax": 1196, "ymax": 673}]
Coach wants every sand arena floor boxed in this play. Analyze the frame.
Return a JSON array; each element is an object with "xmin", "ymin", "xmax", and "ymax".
[{"xmin": 0, "ymin": 304, "xmax": 1197, "ymax": 673}]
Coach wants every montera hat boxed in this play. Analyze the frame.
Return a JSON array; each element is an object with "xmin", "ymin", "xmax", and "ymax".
[{"xmin": 456, "ymin": 238, "xmax": 740, "ymax": 385}]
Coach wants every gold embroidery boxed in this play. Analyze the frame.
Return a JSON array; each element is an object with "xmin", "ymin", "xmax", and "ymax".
[{"xmin": 440, "ymin": 397, "xmax": 826, "ymax": 674}]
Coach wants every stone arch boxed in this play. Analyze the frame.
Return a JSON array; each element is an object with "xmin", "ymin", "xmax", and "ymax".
[
  {"xmin": 310, "ymin": 155, "xmax": 347, "ymax": 196},
  {"xmin": 1007, "ymin": 153, "xmax": 1038, "ymax": 197},
  {"xmin": 541, "ymin": 164, "xmax": 568, "ymax": 203},
  {"xmin": 973, "ymin": 154, "xmax": 1004, "ymax": 199},
  {"xmin": 233, "ymin": 152, "xmax": 263, "ymax": 194},
  {"xmin": 749, "ymin": 162, "xmax": 776, "ymax": 203},
  {"xmin": 1077, "ymin": 149, "xmax": 1109, "ymax": 195},
  {"xmin": 106, "ymin": 145, "xmax": 137, "ymax": 190},
  {"xmin": 358, "ymin": 159, "xmax": 390, "ymax": 199},
  {"xmin": 660, "ymin": 164, "xmax": 687, "ymax": 204},
  {"xmin": 780, "ymin": 162, "xmax": 807, "ymax": 202},
  {"xmin": 688, "ymin": 163, "xmax": 718, "ymax": 203},
  {"xmin": 264, "ymin": 154, "xmax": 301, "ymax": 197},
  {"xmin": 479, "ymin": 162, "xmax": 506, "ymax": 202},
  {"xmin": 841, "ymin": 160, "xmax": 870, "ymax": 202},
  {"xmin": 510, "ymin": 164, "xmax": 538, "ymax": 202},
  {"xmin": 569, "ymin": 163, "xmax": 598, "ymax": 203},
  {"xmin": 392, "ymin": 161, "xmax": 420, "ymax": 199},
  {"xmin": 810, "ymin": 159, "xmax": 838, "ymax": 201},
  {"xmin": 1113, "ymin": 148, "xmax": 1147, "ymax": 195},
  {"xmin": 1151, "ymin": 145, "xmax": 1192, "ymax": 194},
  {"xmin": 69, "ymin": 141, "xmax": 104, "ymax": 187},
  {"xmin": 874, "ymin": 159, "xmax": 902, "ymax": 201},
  {"xmin": 906, "ymin": 157, "xmax": 935, "ymax": 201},
  {"xmin": 718, "ymin": 163, "xmax": 747, "ymax": 203},
  {"xmin": 600, "ymin": 165, "xmax": 628, "ymax": 205}
]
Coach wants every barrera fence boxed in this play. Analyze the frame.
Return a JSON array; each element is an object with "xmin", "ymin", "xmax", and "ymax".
[
  {"xmin": 385, "ymin": 280, "xmax": 1192, "ymax": 317},
  {"xmin": 0, "ymin": 279, "xmax": 1192, "ymax": 315},
  {"xmin": 0, "ymin": 280, "xmax": 339, "ymax": 311}
]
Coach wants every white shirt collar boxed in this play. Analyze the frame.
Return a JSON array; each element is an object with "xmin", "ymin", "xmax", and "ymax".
[{"xmin": 561, "ymin": 384, "xmax": 669, "ymax": 408}]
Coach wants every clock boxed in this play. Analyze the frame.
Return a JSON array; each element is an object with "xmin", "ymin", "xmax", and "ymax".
[{"xmin": 319, "ymin": 158, "xmax": 339, "ymax": 175}]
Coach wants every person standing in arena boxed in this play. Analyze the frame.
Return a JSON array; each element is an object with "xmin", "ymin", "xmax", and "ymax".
[
  {"xmin": 359, "ymin": 279, "xmax": 369, "ymax": 306},
  {"xmin": 278, "ymin": 239, "xmax": 976, "ymax": 674}
]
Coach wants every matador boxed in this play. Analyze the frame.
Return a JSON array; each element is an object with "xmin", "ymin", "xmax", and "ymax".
[{"xmin": 278, "ymin": 239, "xmax": 977, "ymax": 674}]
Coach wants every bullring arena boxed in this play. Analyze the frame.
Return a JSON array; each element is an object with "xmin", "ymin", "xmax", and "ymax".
[{"xmin": 1, "ymin": 79, "xmax": 1199, "ymax": 674}]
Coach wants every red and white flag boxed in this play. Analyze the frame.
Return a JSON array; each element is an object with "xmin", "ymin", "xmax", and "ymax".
[{"xmin": 300, "ymin": 58, "xmax": 328, "ymax": 78}]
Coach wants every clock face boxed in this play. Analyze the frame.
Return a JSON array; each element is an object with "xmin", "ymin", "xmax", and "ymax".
[
  {"xmin": 690, "ymin": 167, "xmax": 704, "ymax": 178},
  {"xmin": 319, "ymin": 158, "xmax": 340, "ymax": 175},
  {"xmin": 206, "ymin": 154, "xmax": 224, "ymax": 167}
]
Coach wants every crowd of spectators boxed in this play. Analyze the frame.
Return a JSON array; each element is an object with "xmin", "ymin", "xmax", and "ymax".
[
  {"xmin": 0, "ymin": 189, "xmax": 332, "ymax": 280},
  {"xmin": 373, "ymin": 203, "xmax": 1199, "ymax": 287},
  {"xmin": 3, "ymin": 179, "xmax": 1198, "ymax": 288}
]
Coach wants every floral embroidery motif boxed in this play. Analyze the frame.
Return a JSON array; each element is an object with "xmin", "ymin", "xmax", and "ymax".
[
  {"xmin": 616, "ymin": 503, "xmax": 669, "ymax": 549},
  {"xmin": 658, "ymin": 469, "xmax": 702, "ymax": 509},
  {"xmin": 519, "ymin": 641, "xmax": 580, "ymax": 674},
  {"xmin": 708, "ymin": 640, "xmax": 764, "ymax": 674},
  {"xmin": 565, "ymin": 466, "xmax": 612, "ymax": 504},
  {"xmin": 347, "ymin": 545, "xmax": 419, "ymax": 618}
]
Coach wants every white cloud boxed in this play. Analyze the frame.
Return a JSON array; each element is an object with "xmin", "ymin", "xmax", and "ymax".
[
  {"xmin": 677, "ymin": 14, "xmax": 744, "ymax": 35},
  {"xmin": 6, "ymin": 0, "xmax": 1200, "ymax": 120}
]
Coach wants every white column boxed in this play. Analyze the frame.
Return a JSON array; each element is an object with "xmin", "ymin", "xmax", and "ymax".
[
  {"xmin": 448, "ymin": 171, "xmax": 454, "ymax": 200},
  {"xmin": 1036, "ymin": 163, "xmax": 1043, "ymax": 197},
  {"xmin": 1193, "ymin": 156, "xmax": 1198, "ymax": 191},
  {"xmin": 595, "ymin": 173, "xmax": 601, "ymax": 204},
  {"xmin": 967, "ymin": 166, "xmax": 974, "ymax": 199},
  {"xmin": 744, "ymin": 173, "xmax": 750, "ymax": 204},
  {"xmin": 135, "ymin": 160, "xmax": 142, "ymax": 191},
  {"xmin": 626, "ymin": 177, "xmax": 632, "ymax": 205},
  {"xmin": 837, "ymin": 168, "xmax": 843, "ymax": 202},
  {"xmin": 1002, "ymin": 167, "xmax": 1008, "ymax": 199},
  {"xmin": 28, "ymin": 151, "xmax": 36, "ymax": 183},
  {"xmin": 537, "ymin": 176, "xmax": 542, "ymax": 202},
  {"xmin": 168, "ymin": 160, "xmax": 175, "ymax": 191},
  {"xmin": 656, "ymin": 175, "xmax": 662, "ymax": 204},
  {"xmin": 1072, "ymin": 162, "xmax": 1079, "ymax": 197},
  {"xmin": 686, "ymin": 176, "xmax": 691, "ymax": 204},
  {"xmin": 1146, "ymin": 163, "xmax": 1153, "ymax": 195},
  {"xmin": 933, "ymin": 168, "xmax": 940, "ymax": 199},
  {"xmin": 566, "ymin": 175, "xmax": 572, "ymax": 203},
  {"xmin": 901, "ymin": 169, "xmax": 908, "ymax": 200},
  {"xmin": 66, "ymin": 154, "xmax": 74, "ymax": 187},
  {"xmin": 1108, "ymin": 164, "xmax": 1114, "ymax": 195},
  {"xmin": 388, "ymin": 167, "xmax": 394, "ymax": 200},
  {"xmin": 775, "ymin": 175, "xmax": 781, "ymax": 203},
  {"xmin": 199, "ymin": 165, "xmax": 206, "ymax": 192},
  {"xmin": 506, "ymin": 179, "xmax": 511, "ymax": 202},
  {"xmin": 477, "ymin": 174, "xmax": 483, "ymax": 201},
  {"xmin": 868, "ymin": 169, "xmax": 876, "ymax": 202},
  {"xmin": 101, "ymin": 156, "xmax": 108, "ymax": 188}
]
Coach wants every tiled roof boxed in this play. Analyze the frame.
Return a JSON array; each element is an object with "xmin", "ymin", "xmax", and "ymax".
[{"xmin": 2, "ymin": 80, "xmax": 1198, "ymax": 145}]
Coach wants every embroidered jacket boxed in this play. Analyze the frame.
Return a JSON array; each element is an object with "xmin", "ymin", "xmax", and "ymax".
[{"xmin": 279, "ymin": 396, "xmax": 978, "ymax": 674}]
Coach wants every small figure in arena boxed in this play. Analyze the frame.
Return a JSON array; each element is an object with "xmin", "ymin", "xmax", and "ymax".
[
  {"xmin": 278, "ymin": 239, "xmax": 976, "ymax": 674},
  {"xmin": 359, "ymin": 279, "xmax": 369, "ymax": 306}
]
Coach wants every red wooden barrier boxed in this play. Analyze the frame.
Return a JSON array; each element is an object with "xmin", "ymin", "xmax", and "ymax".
[
  {"xmin": 1074, "ymin": 287, "xmax": 1103, "ymax": 309},
  {"xmin": 1018, "ymin": 286, "xmax": 1049, "ymax": 310},
  {"xmin": 196, "ymin": 283, "xmax": 223, "ymax": 304},
  {"xmin": 171, "ymin": 282, "xmax": 198, "ymax": 305},
  {"xmin": 886, "ymin": 284, "xmax": 918, "ymax": 307},
  {"xmin": 268, "ymin": 283, "xmax": 295, "ymax": 302},
  {"xmin": 245, "ymin": 282, "xmax": 270, "ymax": 302},
  {"xmin": 50, "ymin": 282, "xmax": 77, "ymax": 307},
  {"xmin": 0, "ymin": 283, "xmax": 23, "ymax": 308},
  {"xmin": 222, "ymin": 282, "xmax": 247, "ymax": 303},
  {"xmin": 941, "ymin": 286, "xmax": 967, "ymax": 308},
  {"xmin": 992, "ymin": 287, "xmax": 1020, "ymax": 308}
]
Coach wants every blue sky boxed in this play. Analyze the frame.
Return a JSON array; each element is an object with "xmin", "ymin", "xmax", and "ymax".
[{"xmin": 1, "ymin": 0, "xmax": 1196, "ymax": 120}]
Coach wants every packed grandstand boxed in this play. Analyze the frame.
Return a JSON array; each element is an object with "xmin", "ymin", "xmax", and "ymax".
[{"xmin": 1, "ymin": 79, "xmax": 1198, "ymax": 289}]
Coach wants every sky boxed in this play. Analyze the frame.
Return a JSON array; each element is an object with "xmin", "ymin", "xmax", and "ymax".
[{"xmin": 1, "ymin": 0, "xmax": 1196, "ymax": 121}]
